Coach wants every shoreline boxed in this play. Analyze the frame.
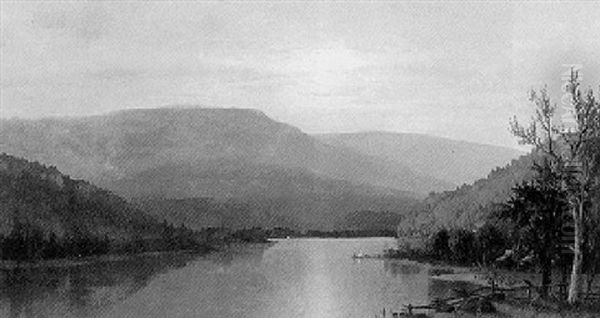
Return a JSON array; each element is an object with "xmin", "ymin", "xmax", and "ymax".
[
  {"xmin": 384, "ymin": 258, "xmax": 600, "ymax": 317},
  {"xmin": 0, "ymin": 249, "xmax": 206, "ymax": 270},
  {"xmin": 0, "ymin": 240, "xmax": 274, "ymax": 270}
]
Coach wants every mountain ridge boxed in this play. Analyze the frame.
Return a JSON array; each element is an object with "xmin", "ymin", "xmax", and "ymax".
[
  {"xmin": 316, "ymin": 131, "xmax": 525, "ymax": 186},
  {"xmin": 0, "ymin": 107, "xmax": 452, "ymax": 195}
]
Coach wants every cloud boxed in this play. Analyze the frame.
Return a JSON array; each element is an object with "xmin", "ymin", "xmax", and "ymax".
[
  {"xmin": 1, "ymin": 1, "xmax": 599, "ymax": 149},
  {"xmin": 31, "ymin": 3, "xmax": 112, "ymax": 44}
]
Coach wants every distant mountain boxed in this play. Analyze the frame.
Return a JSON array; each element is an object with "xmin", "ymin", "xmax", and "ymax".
[
  {"xmin": 119, "ymin": 161, "xmax": 422, "ymax": 229},
  {"xmin": 316, "ymin": 132, "xmax": 525, "ymax": 186},
  {"xmin": 135, "ymin": 190, "xmax": 419, "ymax": 231},
  {"xmin": 397, "ymin": 152, "xmax": 536, "ymax": 233},
  {"xmin": 0, "ymin": 108, "xmax": 451, "ymax": 196},
  {"xmin": 341, "ymin": 210, "xmax": 405, "ymax": 233},
  {"xmin": 1, "ymin": 108, "xmax": 449, "ymax": 230},
  {"xmin": 0, "ymin": 153, "xmax": 161, "ymax": 241}
]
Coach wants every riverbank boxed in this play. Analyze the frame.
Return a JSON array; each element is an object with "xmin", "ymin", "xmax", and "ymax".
[
  {"xmin": 0, "ymin": 248, "xmax": 211, "ymax": 270},
  {"xmin": 382, "ymin": 258, "xmax": 600, "ymax": 317},
  {"xmin": 0, "ymin": 239, "xmax": 277, "ymax": 270}
]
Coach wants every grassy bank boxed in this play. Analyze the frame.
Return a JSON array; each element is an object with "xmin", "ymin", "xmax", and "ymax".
[{"xmin": 385, "ymin": 236, "xmax": 600, "ymax": 317}]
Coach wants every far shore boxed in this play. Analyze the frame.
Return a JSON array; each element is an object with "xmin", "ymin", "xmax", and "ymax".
[
  {"xmin": 0, "ymin": 249, "xmax": 204, "ymax": 270},
  {"xmin": 0, "ymin": 240, "xmax": 277, "ymax": 271}
]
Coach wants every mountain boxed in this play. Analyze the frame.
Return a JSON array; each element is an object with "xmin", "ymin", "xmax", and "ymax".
[
  {"xmin": 0, "ymin": 153, "xmax": 162, "ymax": 242},
  {"xmin": 316, "ymin": 132, "xmax": 525, "ymax": 186},
  {"xmin": 0, "ymin": 108, "xmax": 448, "ymax": 229},
  {"xmin": 135, "ymin": 191, "xmax": 419, "ymax": 231},
  {"xmin": 0, "ymin": 108, "xmax": 451, "ymax": 196},
  {"xmin": 122, "ymin": 162, "xmax": 421, "ymax": 229},
  {"xmin": 397, "ymin": 152, "xmax": 536, "ymax": 234}
]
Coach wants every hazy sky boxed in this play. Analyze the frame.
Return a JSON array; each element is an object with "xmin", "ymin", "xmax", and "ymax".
[{"xmin": 1, "ymin": 1, "xmax": 599, "ymax": 149}]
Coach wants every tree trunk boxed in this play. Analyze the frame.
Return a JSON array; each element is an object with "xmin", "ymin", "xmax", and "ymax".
[
  {"xmin": 586, "ymin": 271, "xmax": 596, "ymax": 302},
  {"xmin": 568, "ymin": 201, "xmax": 584, "ymax": 304},
  {"xmin": 562, "ymin": 260, "xmax": 569, "ymax": 299},
  {"xmin": 541, "ymin": 255, "xmax": 552, "ymax": 298}
]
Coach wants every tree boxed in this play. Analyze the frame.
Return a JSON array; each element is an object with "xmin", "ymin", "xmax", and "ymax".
[
  {"xmin": 475, "ymin": 223, "xmax": 507, "ymax": 266},
  {"xmin": 511, "ymin": 67, "xmax": 600, "ymax": 303},
  {"xmin": 448, "ymin": 229, "xmax": 475, "ymax": 264},
  {"xmin": 428, "ymin": 228, "xmax": 450, "ymax": 260},
  {"xmin": 558, "ymin": 70, "xmax": 600, "ymax": 303},
  {"xmin": 499, "ymin": 164, "xmax": 568, "ymax": 297}
]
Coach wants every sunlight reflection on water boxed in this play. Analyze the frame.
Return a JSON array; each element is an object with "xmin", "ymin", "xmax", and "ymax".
[{"xmin": 0, "ymin": 238, "xmax": 476, "ymax": 318}]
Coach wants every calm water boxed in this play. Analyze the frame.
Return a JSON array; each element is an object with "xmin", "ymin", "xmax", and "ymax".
[{"xmin": 0, "ymin": 238, "xmax": 474, "ymax": 318}]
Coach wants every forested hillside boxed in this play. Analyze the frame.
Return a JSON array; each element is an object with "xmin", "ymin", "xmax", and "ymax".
[
  {"xmin": 398, "ymin": 152, "xmax": 536, "ymax": 234},
  {"xmin": 0, "ymin": 154, "xmax": 203, "ymax": 260},
  {"xmin": 0, "ymin": 108, "xmax": 437, "ymax": 230}
]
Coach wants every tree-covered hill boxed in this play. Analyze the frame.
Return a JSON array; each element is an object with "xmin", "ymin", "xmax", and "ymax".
[
  {"xmin": 398, "ymin": 152, "xmax": 536, "ymax": 234},
  {"xmin": 0, "ymin": 108, "xmax": 434, "ymax": 230},
  {"xmin": 0, "ymin": 153, "xmax": 203, "ymax": 260}
]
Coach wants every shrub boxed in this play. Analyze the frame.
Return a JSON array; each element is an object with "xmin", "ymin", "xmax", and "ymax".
[
  {"xmin": 428, "ymin": 228, "xmax": 450, "ymax": 260},
  {"xmin": 448, "ymin": 229, "xmax": 476, "ymax": 264},
  {"xmin": 475, "ymin": 223, "xmax": 507, "ymax": 265}
]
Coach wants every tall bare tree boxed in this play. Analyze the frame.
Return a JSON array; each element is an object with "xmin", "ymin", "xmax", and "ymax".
[
  {"xmin": 561, "ymin": 70, "xmax": 600, "ymax": 304},
  {"xmin": 510, "ymin": 67, "xmax": 600, "ymax": 303}
]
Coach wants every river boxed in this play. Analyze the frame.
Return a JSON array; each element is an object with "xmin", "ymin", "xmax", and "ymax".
[{"xmin": 0, "ymin": 238, "xmax": 476, "ymax": 318}]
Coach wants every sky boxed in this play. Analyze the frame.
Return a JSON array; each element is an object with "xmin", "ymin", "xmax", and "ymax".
[{"xmin": 1, "ymin": 1, "xmax": 599, "ymax": 149}]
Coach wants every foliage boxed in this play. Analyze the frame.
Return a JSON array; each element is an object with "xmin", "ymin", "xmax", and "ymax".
[
  {"xmin": 475, "ymin": 223, "xmax": 507, "ymax": 265},
  {"xmin": 510, "ymin": 70, "xmax": 600, "ymax": 303},
  {"xmin": 397, "ymin": 154, "xmax": 536, "ymax": 235},
  {"xmin": 0, "ymin": 153, "xmax": 210, "ymax": 261},
  {"xmin": 427, "ymin": 228, "xmax": 450, "ymax": 260},
  {"xmin": 391, "ymin": 226, "xmax": 508, "ymax": 266},
  {"xmin": 0, "ymin": 222, "xmax": 110, "ymax": 260},
  {"xmin": 448, "ymin": 229, "xmax": 476, "ymax": 264},
  {"xmin": 230, "ymin": 227, "xmax": 269, "ymax": 243},
  {"xmin": 499, "ymin": 164, "xmax": 567, "ymax": 255}
]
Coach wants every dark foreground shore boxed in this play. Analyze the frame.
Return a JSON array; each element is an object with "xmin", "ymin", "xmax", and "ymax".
[{"xmin": 386, "ymin": 258, "xmax": 600, "ymax": 318}]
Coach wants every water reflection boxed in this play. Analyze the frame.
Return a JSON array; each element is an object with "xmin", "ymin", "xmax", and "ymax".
[
  {"xmin": 0, "ymin": 240, "xmax": 485, "ymax": 318},
  {"xmin": 0, "ymin": 252, "xmax": 198, "ymax": 318},
  {"xmin": 383, "ymin": 260, "xmax": 424, "ymax": 276},
  {"xmin": 382, "ymin": 259, "xmax": 480, "ymax": 305}
]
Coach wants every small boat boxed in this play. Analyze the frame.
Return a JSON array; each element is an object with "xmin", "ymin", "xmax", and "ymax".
[{"xmin": 352, "ymin": 252, "xmax": 367, "ymax": 259}]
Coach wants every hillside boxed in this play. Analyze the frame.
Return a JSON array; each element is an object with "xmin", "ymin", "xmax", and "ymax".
[
  {"xmin": 397, "ymin": 152, "xmax": 536, "ymax": 234},
  {"xmin": 0, "ymin": 108, "xmax": 451, "ymax": 196},
  {"xmin": 0, "ymin": 153, "xmax": 160, "ymax": 241},
  {"xmin": 135, "ymin": 184, "xmax": 420, "ymax": 231},
  {"xmin": 0, "ymin": 153, "xmax": 216, "ymax": 261},
  {"xmin": 317, "ymin": 132, "xmax": 525, "ymax": 186},
  {"xmin": 121, "ymin": 161, "xmax": 421, "ymax": 229},
  {"xmin": 0, "ymin": 108, "xmax": 451, "ymax": 230}
]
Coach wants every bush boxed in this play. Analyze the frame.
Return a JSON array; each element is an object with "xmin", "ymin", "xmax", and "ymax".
[
  {"xmin": 448, "ymin": 229, "xmax": 476, "ymax": 264},
  {"xmin": 475, "ymin": 223, "xmax": 507, "ymax": 265},
  {"xmin": 427, "ymin": 228, "xmax": 450, "ymax": 260}
]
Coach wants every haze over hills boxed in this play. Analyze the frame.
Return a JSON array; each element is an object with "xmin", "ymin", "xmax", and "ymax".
[
  {"xmin": 317, "ymin": 132, "xmax": 526, "ymax": 186},
  {"xmin": 397, "ymin": 152, "xmax": 536, "ymax": 233},
  {"xmin": 0, "ymin": 108, "xmax": 451, "ymax": 197},
  {"xmin": 0, "ymin": 107, "xmax": 533, "ymax": 231},
  {"xmin": 1, "ymin": 108, "xmax": 438, "ymax": 229}
]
